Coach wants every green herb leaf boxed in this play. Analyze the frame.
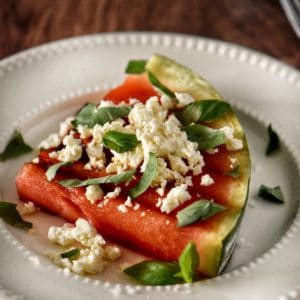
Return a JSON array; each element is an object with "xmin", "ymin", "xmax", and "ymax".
[
  {"xmin": 60, "ymin": 248, "xmax": 80, "ymax": 260},
  {"xmin": 72, "ymin": 103, "xmax": 131, "ymax": 128},
  {"xmin": 178, "ymin": 242, "xmax": 199, "ymax": 283},
  {"xmin": 129, "ymin": 153, "xmax": 157, "ymax": 199},
  {"xmin": 72, "ymin": 103, "xmax": 97, "ymax": 128},
  {"xmin": 266, "ymin": 124, "xmax": 280, "ymax": 156},
  {"xmin": 125, "ymin": 60, "xmax": 147, "ymax": 74},
  {"xmin": 103, "ymin": 131, "xmax": 139, "ymax": 153},
  {"xmin": 0, "ymin": 130, "xmax": 33, "ymax": 161},
  {"xmin": 182, "ymin": 124, "xmax": 226, "ymax": 150},
  {"xmin": 124, "ymin": 261, "xmax": 182, "ymax": 285},
  {"xmin": 59, "ymin": 169, "xmax": 136, "ymax": 187},
  {"xmin": 258, "ymin": 185, "xmax": 284, "ymax": 203},
  {"xmin": 176, "ymin": 199, "xmax": 226, "ymax": 227},
  {"xmin": 224, "ymin": 165, "xmax": 239, "ymax": 178},
  {"xmin": 148, "ymin": 71, "xmax": 175, "ymax": 98},
  {"xmin": 176, "ymin": 100, "xmax": 231, "ymax": 125},
  {"xmin": 0, "ymin": 202, "xmax": 32, "ymax": 230},
  {"xmin": 46, "ymin": 161, "xmax": 71, "ymax": 181}
]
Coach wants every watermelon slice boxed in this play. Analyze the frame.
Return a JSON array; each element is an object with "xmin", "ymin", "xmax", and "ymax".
[{"xmin": 15, "ymin": 54, "xmax": 251, "ymax": 278}]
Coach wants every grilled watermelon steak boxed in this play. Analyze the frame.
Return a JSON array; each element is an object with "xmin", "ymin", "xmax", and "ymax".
[{"xmin": 16, "ymin": 54, "xmax": 251, "ymax": 280}]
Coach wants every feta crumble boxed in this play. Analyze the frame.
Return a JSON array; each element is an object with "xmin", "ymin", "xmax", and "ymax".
[
  {"xmin": 59, "ymin": 117, "xmax": 74, "ymax": 137},
  {"xmin": 200, "ymin": 174, "xmax": 215, "ymax": 186},
  {"xmin": 32, "ymin": 157, "xmax": 40, "ymax": 164},
  {"xmin": 133, "ymin": 203, "xmax": 140, "ymax": 210},
  {"xmin": 117, "ymin": 204, "xmax": 128, "ymax": 213},
  {"xmin": 105, "ymin": 246, "xmax": 122, "ymax": 261},
  {"xmin": 174, "ymin": 92, "xmax": 195, "ymax": 108},
  {"xmin": 39, "ymin": 133, "xmax": 61, "ymax": 149},
  {"xmin": 85, "ymin": 185, "xmax": 104, "ymax": 204},
  {"xmin": 77, "ymin": 124, "xmax": 92, "ymax": 139},
  {"xmin": 47, "ymin": 218, "xmax": 121, "ymax": 275},
  {"xmin": 160, "ymin": 184, "xmax": 191, "ymax": 213},
  {"xmin": 104, "ymin": 187, "xmax": 121, "ymax": 199},
  {"xmin": 128, "ymin": 97, "xmax": 204, "ymax": 189},
  {"xmin": 17, "ymin": 201, "xmax": 37, "ymax": 216},
  {"xmin": 51, "ymin": 134, "xmax": 82, "ymax": 162},
  {"xmin": 219, "ymin": 126, "xmax": 243, "ymax": 151}
]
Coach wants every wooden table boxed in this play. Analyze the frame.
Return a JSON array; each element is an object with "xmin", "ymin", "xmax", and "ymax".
[{"xmin": 0, "ymin": 0, "xmax": 299, "ymax": 68}]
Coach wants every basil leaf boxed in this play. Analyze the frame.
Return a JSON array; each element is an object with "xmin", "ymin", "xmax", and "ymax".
[
  {"xmin": 129, "ymin": 153, "xmax": 157, "ymax": 199},
  {"xmin": 266, "ymin": 124, "xmax": 280, "ymax": 156},
  {"xmin": 224, "ymin": 165, "xmax": 239, "ymax": 178},
  {"xmin": 59, "ymin": 169, "xmax": 135, "ymax": 187},
  {"xmin": 125, "ymin": 60, "xmax": 147, "ymax": 74},
  {"xmin": 148, "ymin": 71, "xmax": 175, "ymax": 98},
  {"xmin": 72, "ymin": 103, "xmax": 97, "ymax": 128},
  {"xmin": 103, "ymin": 131, "xmax": 139, "ymax": 153},
  {"xmin": 72, "ymin": 103, "xmax": 131, "ymax": 128},
  {"xmin": 0, "ymin": 130, "xmax": 33, "ymax": 161},
  {"xmin": 60, "ymin": 248, "xmax": 80, "ymax": 259},
  {"xmin": 178, "ymin": 242, "xmax": 199, "ymax": 283},
  {"xmin": 95, "ymin": 106, "xmax": 131, "ymax": 126},
  {"xmin": 182, "ymin": 124, "xmax": 226, "ymax": 150},
  {"xmin": 177, "ymin": 199, "xmax": 226, "ymax": 227},
  {"xmin": 0, "ymin": 202, "xmax": 32, "ymax": 230},
  {"xmin": 176, "ymin": 100, "xmax": 231, "ymax": 125},
  {"xmin": 258, "ymin": 185, "xmax": 284, "ymax": 203},
  {"xmin": 46, "ymin": 161, "xmax": 71, "ymax": 181},
  {"xmin": 124, "ymin": 261, "xmax": 182, "ymax": 285}
]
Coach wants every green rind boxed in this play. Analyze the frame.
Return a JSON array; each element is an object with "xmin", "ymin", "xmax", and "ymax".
[{"xmin": 146, "ymin": 54, "xmax": 251, "ymax": 277}]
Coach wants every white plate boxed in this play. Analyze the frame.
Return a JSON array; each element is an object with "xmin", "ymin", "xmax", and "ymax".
[{"xmin": 0, "ymin": 33, "xmax": 299, "ymax": 300}]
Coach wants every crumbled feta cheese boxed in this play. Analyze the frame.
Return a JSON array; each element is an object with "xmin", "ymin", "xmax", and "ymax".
[
  {"xmin": 200, "ymin": 174, "xmax": 215, "ymax": 186},
  {"xmin": 133, "ymin": 203, "xmax": 140, "ymax": 210},
  {"xmin": 47, "ymin": 218, "xmax": 114, "ymax": 275},
  {"xmin": 140, "ymin": 212, "xmax": 146, "ymax": 217},
  {"xmin": 39, "ymin": 133, "xmax": 61, "ymax": 149},
  {"xmin": 106, "ymin": 145, "xmax": 144, "ymax": 174},
  {"xmin": 160, "ymin": 184, "xmax": 191, "ymax": 213},
  {"xmin": 128, "ymin": 97, "xmax": 204, "ymax": 188},
  {"xmin": 156, "ymin": 187, "xmax": 165, "ymax": 197},
  {"xmin": 77, "ymin": 124, "xmax": 92, "ymax": 139},
  {"xmin": 206, "ymin": 148, "xmax": 219, "ymax": 154},
  {"xmin": 117, "ymin": 204, "xmax": 128, "ymax": 213},
  {"xmin": 105, "ymin": 246, "xmax": 121, "ymax": 261},
  {"xmin": 59, "ymin": 117, "xmax": 74, "ymax": 137},
  {"xmin": 49, "ymin": 151, "xmax": 57, "ymax": 158},
  {"xmin": 156, "ymin": 198, "xmax": 162, "ymax": 208},
  {"xmin": 124, "ymin": 196, "xmax": 133, "ymax": 207},
  {"xmin": 86, "ymin": 142, "xmax": 106, "ymax": 169},
  {"xmin": 183, "ymin": 176, "xmax": 193, "ymax": 187},
  {"xmin": 48, "ymin": 218, "xmax": 105, "ymax": 247},
  {"xmin": 32, "ymin": 157, "xmax": 39, "ymax": 164},
  {"xmin": 174, "ymin": 92, "xmax": 195, "ymax": 108},
  {"xmin": 219, "ymin": 126, "xmax": 243, "ymax": 151},
  {"xmin": 85, "ymin": 119, "xmax": 134, "ymax": 170},
  {"xmin": 230, "ymin": 157, "xmax": 237, "ymax": 165},
  {"xmin": 51, "ymin": 134, "xmax": 82, "ymax": 162},
  {"xmin": 129, "ymin": 98, "xmax": 140, "ymax": 105},
  {"xmin": 83, "ymin": 163, "xmax": 92, "ymax": 170},
  {"xmin": 85, "ymin": 185, "xmax": 104, "ymax": 204},
  {"xmin": 160, "ymin": 95, "xmax": 176, "ymax": 110},
  {"xmin": 18, "ymin": 201, "xmax": 37, "ymax": 216},
  {"xmin": 98, "ymin": 100, "xmax": 117, "ymax": 107},
  {"xmin": 104, "ymin": 187, "xmax": 121, "ymax": 199}
]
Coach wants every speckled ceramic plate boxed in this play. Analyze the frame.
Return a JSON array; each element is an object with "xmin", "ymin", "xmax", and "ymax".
[{"xmin": 0, "ymin": 33, "xmax": 300, "ymax": 300}]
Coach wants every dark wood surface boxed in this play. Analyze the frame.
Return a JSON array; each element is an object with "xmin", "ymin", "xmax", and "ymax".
[{"xmin": 0, "ymin": 0, "xmax": 300, "ymax": 68}]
